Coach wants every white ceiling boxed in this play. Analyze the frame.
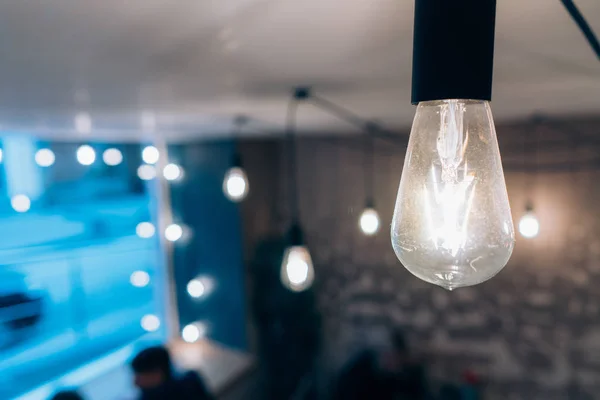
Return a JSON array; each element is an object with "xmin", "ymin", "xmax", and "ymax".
[{"xmin": 0, "ymin": 0, "xmax": 598, "ymax": 141}]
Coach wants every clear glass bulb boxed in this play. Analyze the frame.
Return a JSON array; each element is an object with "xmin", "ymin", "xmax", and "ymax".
[
  {"xmin": 281, "ymin": 245, "xmax": 314, "ymax": 292},
  {"xmin": 391, "ymin": 100, "xmax": 514, "ymax": 290},
  {"xmin": 359, "ymin": 208, "xmax": 380, "ymax": 235},
  {"xmin": 223, "ymin": 167, "xmax": 249, "ymax": 202},
  {"xmin": 519, "ymin": 212, "xmax": 539, "ymax": 239}
]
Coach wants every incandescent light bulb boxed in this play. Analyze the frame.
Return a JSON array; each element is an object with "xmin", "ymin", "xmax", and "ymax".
[{"xmin": 391, "ymin": 100, "xmax": 514, "ymax": 290}]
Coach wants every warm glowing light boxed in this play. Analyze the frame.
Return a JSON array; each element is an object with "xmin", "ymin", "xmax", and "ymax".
[
  {"xmin": 142, "ymin": 146, "xmax": 159, "ymax": 164},
  {"xmin": 76, "ymin": 145, "xmax": 96, "ymax": 166},
  {"xmin": 281, "ymin": 246, "xmax": 314, "ymax": 292},
  {"xmin": 359, "ymin": 208, "xmax": 380, "ymax": 235},
  {"xmin": 136, "ymin": 222, "xmax": 156, "ymax": 238},
  {"xmin": 519, "ymin": 212, "xmax": 540, "ymax": 239},
  {"xmin": 187, "ymin": 279, "xmax": 206, "ymax": 298},
  {"xmin": 182, "ymin": 323, "xmax": 207, "ymax": 343},
  {"xmin": 223, "ymin": 167, "xmax": 249, "ymax": 201},
  {"xmin": 35, "ymin": 148, "xmax": 55, "ymax": 167},
  {"xmin": 137, "ymin": 164, "xmax": 156, "ymax": 180},
  {"xmin": 165, "ymin": 223, "xmax": 183, "ymax": 242},
  {"xmin": 11, "ymin": 194, "xmax": 31, "ymax": 213},
  {"xmin": 103, "ymin": 148, "xmax": 123, "ymax": 166},
  {"xmin": 130, "ymin": 271, "xmax": 150, "ymax": 287},
  {"xmin": 163, "ymin": 163, "xmax": 183, "ymax": 181},
  {"xmin": 392, "ymin": 100, "xmax": 514, "ymax": 290},
  {"xmin": 75, "ymin": 113, "xmax": 92, "ymax": 134},
  {"xmin": 141, "ymin": 314, "xmax": 160, "ymax": 332}
]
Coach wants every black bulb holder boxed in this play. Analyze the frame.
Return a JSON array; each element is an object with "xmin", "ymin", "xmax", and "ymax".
[
  {"xmin": 411, "ymin": 0, "xmax": 496, "ymax": 104},
  {"xmin": 287, "ymin": 222, "xmax": 305, "ymax": 246}
]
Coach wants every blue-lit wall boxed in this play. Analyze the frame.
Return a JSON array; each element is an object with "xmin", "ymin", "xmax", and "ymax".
[
  {"xmin": 0, "ymin": 138, "xmax": 162, "ymax": 400},
  {"xmin": 169, "ymin": 141, "xmax": 247, "ymax": 350}
]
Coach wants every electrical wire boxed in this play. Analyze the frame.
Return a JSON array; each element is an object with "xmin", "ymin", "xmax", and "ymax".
[
  {"xmin": 561, "ymin": 0, "xmax": 600, "ymax": 61},
  {"xmin": 286, "ymin": 98, "xmax": 300, "ymax": 223}
]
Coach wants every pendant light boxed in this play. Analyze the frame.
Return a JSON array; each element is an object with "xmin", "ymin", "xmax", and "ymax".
[
  {"xmin": 280, "ymin": 90, "xmax": 314, "ymax": 292},
  {"xmin": 391, "ymin": 0, "xmax": 514, "ymax": 290},
  {"xmin": 223, "ymin": 116, "xmax": 250, "ymax": 202},
  {"xmin": 359, "ymin": 128, "xmax": 380, "ymax": 236},
  {"xmin": 519, "ymin": 119, "xmax": 540, "ymax": 239},
  {"xmin": 519, "ymin": 203, "xmax": 540, "ymax": 239}
]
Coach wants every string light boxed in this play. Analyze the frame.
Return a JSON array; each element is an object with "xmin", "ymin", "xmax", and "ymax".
[
  {"xmin": 76, "ymin": 145, "xmax": 96, "ymax": 166},
  {"xmin": 11, "ymin": 194, "xmax": 31, "ymax": 213},
  {"xmin": 163, "ymin": 163, "xmax": 183, "ymax": 181},
  {"xmin": 359, "ymin": 208, "xmax": 380, "ymax": 235},
  {"xmin": 75, "ymin": 112, "xmax": 92, "ymax": 134},
  {"xmin": 103, "ymin": 148, "xmax": 123, "ymax": 166},
  {"xmin": 35, "ymin": 148, "xmax": 55, "ymax": 167},
  {"xmin": 136, "ymin": 222, "xmax": 156, "ymax": 238},
  {"xmin": 141, "ymin": 314, "xmax": 160, "ymax": 332},
  {"xmin": 130, "ymin": 271, "xmax": 150, "ymax": 287},
  {"xmin": 519, "ymin": 205, "xmax": 540, "ymax": 239},
  {"xmin": 280, "ymin": 91, "xmax": 314, "ymax": 292},
  {"xmin": 142, "ymin": 146, "xmax": 160, "ymax": 165},
  {"xmin": 223, "ymin": 167, "xmax": 249, "ymax": 202},
  {"xmin": 165, "ymin": 223, "xmax": 183, "ymax": 242},
  {"xmin": 182, "ymin": 322, "xmax": 207, "ymax": 343},
  {"xmin": 223, "ymin": 117, "xmax": 249, "ymax": 202},
  {"xmin": 137, "ymin": 165, "xmax": 156, "ymax": 181},
  {"xmin": 187, "ymin": 279, "xmax": 206, "ymax": 298}
]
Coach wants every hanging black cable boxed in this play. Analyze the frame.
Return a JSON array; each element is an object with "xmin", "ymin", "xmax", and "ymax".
[
  {"xmin": 363, "ymin": 128, "xmax": 375, "ymax": 208},
  {"xmin": 561, "ymin": 0, "xmax": 600, "ymax": 61},
  {"xmin": 286, "ymin": 92, "xmax": 303, "ymax": 245}
]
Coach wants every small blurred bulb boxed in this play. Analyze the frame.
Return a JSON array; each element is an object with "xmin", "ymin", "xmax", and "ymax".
[
  {"xmin": 359, "ymin": 208, "xmax": 380, "ymax": 235},
  {"xmin": 76, "ymin": 145, "xmax": 96, "ymax": 166},
  {"xmin": 11, "ymin": 194, "xmax": 31, "ymax": 213},
  {"xmin": 141, "ymin": 314, "xmax": 160, "ymax": 332},
  {"xmin": 137, "ymin": 165, "xmax": 156, "ymax": 181},
  {"xmin": 519, "ymin": 211, "xmax": 540, "ymax": 239},
  {"xmin": 163, "ymin": 163, "xmax": 183, "ymax": 181},
  {"xmin": 142, "ymin": 146, "xmax": 159, "ymax": 164},
  {"xmin": 223, "ymin": 167, "xmax": 249, "ymax": 202},
  {"xmin": 136, "ymin": 222, "xmax": 156, "ymax": 238},
  {"xmin": 35, "ymin": 148, "xmax": 55, "ymax": 167},
  {"xmin": 165, "ymin": 223, "xmax": 183, "ymax": 242},
  {"xmin": 182, "ymin": 322, "xmax": 207, "ymax": 343},
  {"xmin": 130, "ymin": 271, "xmax": 150, "ymax": 287},
  {"xmin": 75, "ymin": 112, "xmax": 92, "ymax": 134},
  {"xmin": 187, "ymin": 279, "xmax": 206, "ymax": 298},
  {"xmin": 103, "ymin": 148, "xmax": 123, "ymax": 166},
  {"xmin": 281, "ymin": 246, "xmax": 314, "ymax": 292}
]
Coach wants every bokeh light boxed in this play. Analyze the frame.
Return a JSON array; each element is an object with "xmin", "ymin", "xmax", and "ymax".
[
  {"xmin": 130, "ymin": 271, "xmax": 150, "ymax": 288},
  {"xmin": 11, "ymin": 194, "xmax": 31, "ymax": 213},
  {"xmin": 142, "ymin": 146, "xmax": 159, "ymax": 165},
  {"xmin": 137, "ymin": 165, "xmax": 156, "ymax": 181},
  {"xmin": 76, "ymin": 145, "xmax": 96, "ymax": 166},
  {"xmin": 102, "ymin": 148, "xmax": 123, "ymax": 166},
  {"xmin": 141, "ymin": 314, "xmax": 160, "ymax": 332},
  {"xmin": 136, "ymin": 222, "xmax": 156, "ymax": 238}
]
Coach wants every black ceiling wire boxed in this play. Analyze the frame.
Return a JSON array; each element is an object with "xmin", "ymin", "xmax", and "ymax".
[{"xmin": 561, "ymin": 0, "xmax": 600, "ymax": 61}]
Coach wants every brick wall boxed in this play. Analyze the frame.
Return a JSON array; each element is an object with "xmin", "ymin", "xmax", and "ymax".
[{"xmin": 240, "ymin": 117, "xmax": 600, "ymax": 399}]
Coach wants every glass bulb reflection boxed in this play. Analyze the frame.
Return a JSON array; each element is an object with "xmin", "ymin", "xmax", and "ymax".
[
  {"xmin": 223, "ymin": 167, "xmax": 249, "ymax": 202},
  {"xmin": 281, "ymin": 246, "xmax": 314, "ymax": 292},
  {"xmin": 359, "ymin": 208, "xmax": 380, "ymax": 235},
  {"xmin": 391, "ymin": 100, "xmax": 514, "ymax": 290},
  {"xmin": 519, "ymin": 212, "xmax": 539, "ymax": 239}
]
